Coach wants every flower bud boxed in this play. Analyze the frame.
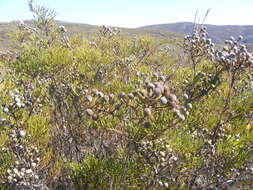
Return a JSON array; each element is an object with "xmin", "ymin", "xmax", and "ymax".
[
  {"xmin": 143, "ymin": 121, "xmax": 151, "ymax": 128},
  {"xmin": 118, "ymin": 92, "xmax": 126, "ymax": 99},
  {"xmin": 115, "ymin": 104, "xmax": 121, "ymax": 110},
  {"xmin": 144, "ymin": 108, "xmax": 151, "ymax": 117},
  {"xmin": 102, "ymin": 95, "xmax": 109, "ymax": 102},
  {"xmin": 128, "ymin": 93, "xmax": 135, "ymax": 99},
  {"xmin": 153, "ymin": 88, "xmax": 162, "ymax": 97},
  {"xmin": 97, "ymin": 92, "xmax": 104, "ymax": 98},
  {"xmin": 19, "ymin": 130, "xmax": 26, "ymax": 137},
  {"xmin": 85, "ymin": 95, "xmax": 93, "ymax": 102},
  {"xmin": 160, "ymin": 97, "xmax": 168, "ymax": 105},
  {"xmin": 238, "ymin": 35, "xmax": 243, "ymax": 41},
  {"xmin": 85, "ymin": 109, "xmax": 94, "ymax": 116}
]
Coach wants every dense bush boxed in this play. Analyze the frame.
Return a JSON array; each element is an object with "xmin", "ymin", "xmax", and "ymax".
[{"xmin": 0, "ymin": 1, "xmax": 253, "ymax": 189}]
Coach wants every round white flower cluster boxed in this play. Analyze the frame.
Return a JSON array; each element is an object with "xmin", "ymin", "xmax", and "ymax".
[
  {"xmin": 138, "ymin": 138, "xmax": 178, "ymax": 188},
  {"xmin": 3, "ymin": 128, "xmax": 46, "ymax": 189},
  {"xmin": 215, "ymin": 36, "xmax": 253, "ymax": 71}
]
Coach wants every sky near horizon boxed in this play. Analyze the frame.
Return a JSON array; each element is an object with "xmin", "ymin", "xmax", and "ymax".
[{"xmin": 0, "ymin": 0, "xmax": 252, "ymax": 28}]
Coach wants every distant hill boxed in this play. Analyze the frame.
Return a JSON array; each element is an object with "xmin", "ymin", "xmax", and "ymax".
[
  {"xmin": 0, "ymin": 21, "xmax": 181, "ymax": 50},
  {"xmin": 56, "ymin": 21, "xmax": 181, "ymax": 39},
  {"xmin": 0, "ymin": 22, "xmax": 15, "ymax": 48},
  {"xmin": 2, "ymin": 20, "xmax": 253, "ymax": 51},
  {"xmin": 138, "ymin": 22, "xmax": 253, "ymax": 43}
]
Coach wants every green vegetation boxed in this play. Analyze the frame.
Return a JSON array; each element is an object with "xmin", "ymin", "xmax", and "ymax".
[{"xmin": 0, "ymin": 1, "xmax": 253, "ymax": 189}]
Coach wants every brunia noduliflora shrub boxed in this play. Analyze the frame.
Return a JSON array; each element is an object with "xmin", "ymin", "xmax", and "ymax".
[
  {"xmin": 1, "ymin": 1, "xmax": 253, "ymax": 189},
  {"xmin": 0, "ymin": 83, "xmax": 49, "ymax": 190},
  {"xmin": 183, "ymin": 25, "xmax": 215, "ymax": 76}
]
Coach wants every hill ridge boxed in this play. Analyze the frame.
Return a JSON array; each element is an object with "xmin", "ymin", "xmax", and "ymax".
[{"xmin": 137, "ymin": 22, "xmax": 253, "ymax": 43}]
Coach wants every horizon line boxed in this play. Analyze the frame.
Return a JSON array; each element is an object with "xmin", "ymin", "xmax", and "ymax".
[{"xmin": 1, "ymin": 19, "xmax": 253, "ymax": 29}]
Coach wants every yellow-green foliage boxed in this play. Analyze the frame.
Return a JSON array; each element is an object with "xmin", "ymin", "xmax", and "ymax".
[
  {"xmin": 11, "ymin": 44, "xmax": 74, "ymax": 77},
  {"xmin": 1, "ymin": 10, "xmax": 253, "ymax": 189},
  {"xmin": 69, "ymin": 154, "xmax": 141, "ymax": 189}
]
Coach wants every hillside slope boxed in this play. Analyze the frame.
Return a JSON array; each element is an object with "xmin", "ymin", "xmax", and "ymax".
[
  {"xmin": 0, "ymin": 21, "xmax": 181, "ymax": 49},
  {"xmin": 138, "ymin": 22, "xmax": 253, "ymax": 43}
]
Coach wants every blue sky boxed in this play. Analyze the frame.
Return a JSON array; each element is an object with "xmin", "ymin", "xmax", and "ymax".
[{"xmin": 0, "ymin": 0, "xmax": 252, "ymax": 28}]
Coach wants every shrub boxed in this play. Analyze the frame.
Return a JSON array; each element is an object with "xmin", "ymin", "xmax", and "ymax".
[{"xmin": 0, "ymin": 1, "xmax": 253, "ymax": 190}]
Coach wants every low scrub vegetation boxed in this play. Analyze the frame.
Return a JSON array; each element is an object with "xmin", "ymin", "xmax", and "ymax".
[{"xmin": 0, "ymin": 1, "xmax": 253, "ymax": 189}]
